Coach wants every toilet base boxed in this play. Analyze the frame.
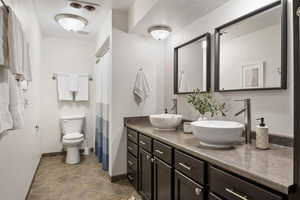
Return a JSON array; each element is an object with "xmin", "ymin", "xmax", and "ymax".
[{"xmin": 65, "ymin": 146, "xmax": 80, "ymax": 164}]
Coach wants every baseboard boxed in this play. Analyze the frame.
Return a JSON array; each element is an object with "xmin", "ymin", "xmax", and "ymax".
[
  {"xmin": 41, "ymin": 148, "xmax": 94, "ymax": 157},
  {"xmin": 25, "ymin": 156, "xmax": 42, "ymax": 200},
  {"xmin": 109, "ymin": 174, "xmax": 127, "ymax": 183}
]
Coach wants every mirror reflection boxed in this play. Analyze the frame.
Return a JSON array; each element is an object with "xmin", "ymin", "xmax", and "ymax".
[
  {"xmin": 175, "ymin": 34, "xmax": 210, "ymax": 94},
  {"xmin": 218, "ymin": 4, "xmax": 284, "ymax": 91}
]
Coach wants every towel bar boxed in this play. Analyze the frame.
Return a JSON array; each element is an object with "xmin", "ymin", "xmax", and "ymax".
[{"xmin": 52, "ymin": 74, "xmax": 93, "ymax": 81}]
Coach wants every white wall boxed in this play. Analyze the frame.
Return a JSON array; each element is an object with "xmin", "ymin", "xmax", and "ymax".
[
  {"xmin": 39, "ymin": 37, "xmax": 96, "ymax": 153},
  {"xmin": 0, "ymin": 0, "xmax": 42, "ymax": 199},
  {"xmin": 220, "ymin": 25, "xmax": 281, "ymax": 89},
  {"xmin": 164, "ymin": 0, "xmax": 294, "ymax": 137}
]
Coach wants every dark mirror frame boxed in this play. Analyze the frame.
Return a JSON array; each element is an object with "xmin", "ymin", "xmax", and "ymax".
[
  {"xmin": 214, "ymin": 0, "xmax": 287, "ymax": 92},
  {"xmin": 174, "ymin": 33, "xmax": 211, "ymax": 95}
]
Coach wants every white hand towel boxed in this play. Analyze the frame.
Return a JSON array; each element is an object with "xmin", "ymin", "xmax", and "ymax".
[
  {"xmin": 179, "ymin": 71, "xmax": 189, "ymax": 92},
  {"xmin": 56, "ymin": 73, "xmax": 73, "ymax": 101},
  {"xmin": 133, "ymin": 70, "xmax": 150, "ymax": 104},
  {"xmin": 7, "ymin": 7, "xmax": 25, "ymax": 80},
  {"xmin": 0, "ymin": 6, "xmax": 9, "ymax": 68},
  {"xmin": 0, "ymin": 68, "xmax": 12, "ymax": 134},
  {"xmin": 69, "ymin": 74, "xmax": 79, "ymax": 92},
  {"xmin": 75, "ymin": 74, "xmax": 89, "ymax": 102},
  {"xmin": 8, "ymin": 72, "xmax": 25, "ymax": 129}
]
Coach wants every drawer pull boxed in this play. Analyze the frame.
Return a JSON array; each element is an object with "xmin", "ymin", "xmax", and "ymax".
[
  {"xmin": 195, "ymin": 188, "xmax": 202, "ymax": 196},
  {"xmin": 225, "ymin": 188, "xmax": 248, "ymax": 200},
  {"xmin": 127, "ymin": 146, "xmax": 133, "ymax": 151},
  {"xmin": 128, "ymin": 134, "xmax": 133, "ymax": 138},
  {"xmin": 140, "ymin": 141, "xmax": 146, "ymax": 145},
  {"xmin": 178, "ymin": 162, "xmax": 192, "ymax": 171},
  {"xmin": 155, "ymin": 149, "xmax": 164, "ymax": 154},
  {"xmin": 128, "ymin": 160, "xmax": 134, "ymax": 166},
  {"xmin": 128, "ymin": 175, "xmax": 134, "ymax": 181}
]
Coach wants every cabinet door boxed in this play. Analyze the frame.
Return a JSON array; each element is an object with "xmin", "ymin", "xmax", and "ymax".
[
  {"xmin": 139, "ymin": 148, "xmax": 152, "ymax": 200},
  {"xmin": 174, "ymin": 170, "xmax": 204, "ymax": 200},
  {"xmin": 153, "ymin": 158, "xmax": 172, "ymax": 200}
]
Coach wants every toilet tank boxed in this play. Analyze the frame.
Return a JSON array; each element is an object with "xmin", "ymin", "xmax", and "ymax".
[{"xmin": 61, "ymin": 115, "xmax": 85, "ymax": 135}]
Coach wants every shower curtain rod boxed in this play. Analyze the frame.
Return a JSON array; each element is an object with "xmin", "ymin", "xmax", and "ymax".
[{"xmin": 0, "ymin": 0, "xmax": 9, "ymax": 12}]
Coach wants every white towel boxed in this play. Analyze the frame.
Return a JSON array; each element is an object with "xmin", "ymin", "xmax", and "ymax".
[
  {"xmin": 8, "ymin": 72, "xmax": 25, "ymax": 129},
  {"xmin": 179, "ymin": 71, "xmax": 189, "ymax": 92},
  {"xmin": 69, "ymin": 74, "xmax": 79, "ymax": 92},
  {"xmin": 56, "ymin": 73, "xmax": 73, "ymax": 101},
  {"xmin": 0, "ymin": 68, "xmax": 12, "ymax": 134},
  {"xmin": 0, "ymin": 6, "xmax": 9, "ymax": 68},
  {"xmin": 133, "ymin": 69, "xmax": 150, "ymax": 104},
  {"xmin": 75, "ymin": 74, "xmax": 89, "ymax": 102},
  {"xmin": 23, "ymin": 42, "xmax": 32, "ymax": 81},
  {"xmin": 7, "ymin": 7, "xmax": 25, "ymax": 80}
]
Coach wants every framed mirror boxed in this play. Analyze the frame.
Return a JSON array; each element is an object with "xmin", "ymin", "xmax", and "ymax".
[
  {"xmin": 174, "ymin": 33, "xmax": 211, "ymax": 94},
  {"xmin": 215, "ymin": 0, "xmax": 287, "ymax": 92}
]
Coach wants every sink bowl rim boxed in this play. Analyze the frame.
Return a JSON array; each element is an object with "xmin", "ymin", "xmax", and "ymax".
[
  {"xmin": 150, "ymin": 114, "xmax": 183, "ymax": 119},
  {"xmin": 191, "ymin": 120, "xmax": 244, "ymax": 129}
]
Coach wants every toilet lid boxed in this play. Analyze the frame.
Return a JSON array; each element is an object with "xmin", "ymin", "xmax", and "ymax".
[{"xmin": 63, "ymin": 133, "xmax": 84, "ymax": 140}]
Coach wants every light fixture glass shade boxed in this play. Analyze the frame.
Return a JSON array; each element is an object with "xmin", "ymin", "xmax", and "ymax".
[
  {"xmin": 148, "ymin": 26, "xmax": 172, "ymax": 40},
  {"xmin": 55, "ymin": 14, "xmax": 88, "ymax": 32}
]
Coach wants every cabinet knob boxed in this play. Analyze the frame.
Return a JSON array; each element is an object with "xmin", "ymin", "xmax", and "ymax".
[
  {"xmin": 151, "ymin": 158, "xmax": 156, "ymax": 163},
  {"xmin": 195, "ymin": 188, "xmax": 202, "ymax": 196},
  {"xmin": 146, "ymin": 155, "xmax": 151, "ymax": 160}
]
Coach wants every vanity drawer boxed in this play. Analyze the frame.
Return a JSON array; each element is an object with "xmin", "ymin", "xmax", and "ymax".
[
  {"xmin": 127, "ymin": 128, "xmax": 138, "ymax": 144},
  {"xmin": 209, "ymin": 166, "xmax": 283, "ymax": 200},
  {"xmin": 127, "ymin": 167, "xmax": 138, "ymax": 190},
  {"xmin": 174, "ymin": 150, "xmax": 205, "ymax": 185},
  {"xmin": 153, "ymin": 140, "xmax": 172, "ymax": 165},
  {"xmin": 127, "ymin": 140, "xmax": 138, "ymax": 157},
  {"xmin": 127, "ymin": 153, "xmax": 138, "ymax": 171},
  {"xmin": 139, "ymin": 134, "xmax": 152, "ymax": 152}
]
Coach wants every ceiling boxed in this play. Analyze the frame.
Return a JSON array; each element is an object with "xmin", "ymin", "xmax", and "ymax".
[
  {"xmin": 33, "ymin": 0, "xmax": 110, "ymax": 41},
  {"xmin": 130, "ymin": 0, "xmax": 231, "ymax": 36},
  {"xmin": 112, "ymin": 0, "xmax": 135, "ymax": 10}
]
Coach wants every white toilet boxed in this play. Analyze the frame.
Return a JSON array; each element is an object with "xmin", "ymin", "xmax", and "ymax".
[{"xmin": 61, "ymin": 115, "xmax": 85, "ymax": 164}]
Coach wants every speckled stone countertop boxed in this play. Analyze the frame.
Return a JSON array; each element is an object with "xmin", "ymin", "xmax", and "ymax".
[{"xmin": 125, "ymin": 117, "xmax": 294, "ymax": 194}]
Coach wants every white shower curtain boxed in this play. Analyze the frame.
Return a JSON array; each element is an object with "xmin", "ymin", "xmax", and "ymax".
[{"xmin": 95, "ymin": 49, "xmax": 111, "ymax": 171}]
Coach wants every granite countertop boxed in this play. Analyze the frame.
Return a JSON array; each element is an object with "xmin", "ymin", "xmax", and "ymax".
[{"xmin": 125, "ymin": 118, "xmax": 294, "ymax": 195}]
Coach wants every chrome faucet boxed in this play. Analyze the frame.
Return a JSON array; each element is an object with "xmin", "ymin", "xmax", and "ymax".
[
  {"xmin": 171, "ymin": 97, "xmax": 178, "ymax": 114},
  {"xmin": 234, "ymin": 99, "xmax": 252, "ymax": 144}
]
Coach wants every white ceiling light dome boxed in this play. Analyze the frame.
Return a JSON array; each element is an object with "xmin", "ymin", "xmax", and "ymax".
[
  {"xmin": 148, "ymin": 25, "xmax": 172, "ymax": 40},
  {"xmin": 55, "ymin": 13, "xmax": 88, "ymax": 32}
]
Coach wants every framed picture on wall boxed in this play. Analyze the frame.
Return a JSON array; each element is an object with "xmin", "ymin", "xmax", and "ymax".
[{"xmin": 242, "ymin": 62, "xmax": 264, "ymax": 89}]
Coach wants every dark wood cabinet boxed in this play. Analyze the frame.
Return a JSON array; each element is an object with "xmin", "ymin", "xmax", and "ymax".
[
  {"xmin": 139, "ymin": 148, "xmax": 153, "ymax": 200},
  {"xmin": 153, "ymin": 158, "xmax": 172, "ymax": 200},
  {"xmin": 174, "ymin": 170, "xmax": 204, "ymax": 200},
  {"xmin": 126, "ymin": 128, "xmax": 287, "ymax": 200}
]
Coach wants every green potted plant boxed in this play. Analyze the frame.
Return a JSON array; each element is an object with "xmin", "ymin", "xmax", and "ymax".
[{"xmin": 187, "ymin": 89, "xmax": 226, "ymax": 120}]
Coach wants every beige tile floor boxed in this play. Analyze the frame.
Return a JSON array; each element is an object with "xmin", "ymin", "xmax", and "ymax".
[{"xmin": 27, "ymin": 155, "xmax": 141, "ymax": 200}]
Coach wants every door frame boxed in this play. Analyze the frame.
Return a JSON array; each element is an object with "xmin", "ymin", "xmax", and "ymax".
[{"xmin": 293, "ymin": 0, "xmax": 300, "ymax": 199}]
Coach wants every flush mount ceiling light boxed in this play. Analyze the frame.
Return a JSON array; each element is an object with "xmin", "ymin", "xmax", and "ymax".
[
  {"xmin": 55, "ymin": 14, "xmax": 88, "ymax": 32},
  {"xmin": 148, "ymin": 26, "xmax": 172, "ymax": 40}
]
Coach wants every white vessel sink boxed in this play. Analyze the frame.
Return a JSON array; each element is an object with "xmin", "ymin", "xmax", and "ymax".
[
  {"xmin": 191, "ymin": 120, "xmax": 244, "ymax": 148},
  {"xmin": 150, "ymin": 114, "xmax": 183, "ymax": 131}
]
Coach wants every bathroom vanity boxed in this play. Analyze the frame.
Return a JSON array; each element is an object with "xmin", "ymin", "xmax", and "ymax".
[{"xmin": 125, "ymin": 117, "xmax": 293, "ymax": 200}]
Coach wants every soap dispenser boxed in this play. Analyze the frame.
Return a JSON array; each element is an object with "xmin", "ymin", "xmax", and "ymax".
[{"xmin": 256, "ymin": 118, "xmax": 269, "ymax": 150}]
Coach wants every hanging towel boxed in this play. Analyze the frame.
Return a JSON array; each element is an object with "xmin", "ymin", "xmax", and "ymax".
[
  {"xmin": 133, "ymin": 69, "xmax": 150, "ymax": 104},
  {"xmin": 0, "ymin": 6, "xmax": 8, "ymax": 68},
  {"xmin": 56, "ymin": 73, "xmax": 73, "ymax": 101},
  {"xmin": 7, "ymin": 7, "xmax": 25, "ymax": 80},
  {"xmin": 0, "ymin": 69, "xmax": 12, "ymax": 134},
  {"xmin": 69, "ymin": 74, "xmax": 79, "ymax": 92},
  {"xmin": 8, "ymin": 72, "xmax": 25, "ymax": 129},
  {"xmin": 75, "ymin": 74, "xmax": 89, "ymax": 102},
  {"xmin": 23, "ymin": 42, "xmax": 32, "ymax": 81},
  {"xmin": 179, "ymin": 71, "xmax": 189, "ymax": 92}
]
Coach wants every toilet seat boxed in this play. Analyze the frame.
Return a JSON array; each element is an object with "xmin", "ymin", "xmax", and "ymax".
[{"xmin": 63, "ymin": 133, "xmax": 84, "ymax": 140}]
